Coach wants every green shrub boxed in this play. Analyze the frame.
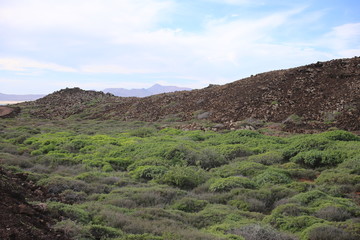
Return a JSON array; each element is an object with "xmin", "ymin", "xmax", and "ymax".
[
  {"xmin": 53, "ymin": 219, "xmax": 89, "ymax": 239},
  {"xmin": 172, "ymin": 197, "xmax": 208, "ymax": 212},
  {"xmin": 161, "ymin": 144, "xmax": 195, "ymax": 166},
  {"xmin": 107, "ymin": 158, "xmax": 133, "ymax": 171},
  {"xmin": 38, "ymin": 176, "xmax": 89, "ymax": 194},
  {"xmin": 160, "ymin": 166, "xmax": 208, "ymax": 189},
  {"xmin": 191, "ymin": 204, "xmax": 237, "ymax": 229},
  {"xmin": 47, "ymin": 202, "xmax": 90, "ymax": 223},
  {"xmin": 194, "ymin": 148, "xmax": 228, "ymax": 170},
  {"xmin": 265, "ymin": 214, "xmax": 324, "ymax": 233},
  {"xmin": 122, "ymin": 233, "xmax": 163, "ymax": 240},
  {"xmin": 248, "ymin": 151, "xmax": 284, "ymax": 165},
  {"xmin": 229, "ymin": 223, "xmax": 298, "ymax": 240},
  {"xmin": 127, "ymin": 157, "xmax": 169, "ymax": 171},
  {"xmin": 301, "ymin": 223, "xmax": 357, "ymax": 240},
  {"xmin": 290, "ymin": 150, "xmax": 345, "ymax": 168},
  {"xmin": 60, "ymin": 189, "xmax": 87, "ymax": 203},
  {"xmin": 271, "ymin": 203, "xmax": 309, "ymax": 217},
  {"xmin": 209, "ymin": 176, "xmax": 256, "ymax": 192},
  {"xmin": 87, "ymin": 224, "xmax": 123, "ymax": 239},
  {"xmin": 214, "ymin": 144, "xmax": 253, "ymax": 160},
  {"xmin": 283, "ymin": 136, "xmax": 330, "ymax": 160},
  {"xmin": 315, "ymin": 169, "xmax": 360, "ymax": 185},
  {"xmin": 321, "ymin": 130, "xmax": 360, "ymax": 141},
  {"xmin": 210, "ymin": 161, "xmax": 267, "ymax": 178},
  {"xmin": 314, "ymin": 206, "xmax": 351, "ymax": 221},
  {"xmin": 130, "ymin": 165, "xmax": 168, "ymax": 180},
  {"xmin": 129, "ymin": 127, "xmax": 156, "ymax": 138},
  {"xmin": 254, "ymin": 168, "xmax": 292, "ymax": 186},
  {"xmin": 280, "ymin": 162, "xmax": 318, "ymax": 179},
  {"xmin": 338, "ymin": 156, "xmax": 360, "ymax": 174},
  {"xmin": 290, "ymin": 190, "xmax": 328, "ymax": 205}
]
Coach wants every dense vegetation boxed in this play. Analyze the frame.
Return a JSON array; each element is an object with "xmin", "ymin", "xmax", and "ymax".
[{"xmin": 1, "ymin": 118, "xmax": 359, "ymax": 240}]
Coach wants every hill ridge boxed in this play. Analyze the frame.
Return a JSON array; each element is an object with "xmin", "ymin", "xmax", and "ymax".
[{"xmin": 18, "ymin": 57, "xmax": 360, "ymax": 132}]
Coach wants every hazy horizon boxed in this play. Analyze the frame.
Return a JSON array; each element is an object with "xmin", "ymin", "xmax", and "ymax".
[{"xmin": 1, "ymin": 0, "xmax": 359, "ymax": 94}]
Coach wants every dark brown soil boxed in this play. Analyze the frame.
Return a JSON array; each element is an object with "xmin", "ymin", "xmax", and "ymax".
[
  {"xmin": 18, "ymin": 57, "xmax": 360, "ymax": 132},
  {"xmin": 0, "ymin": 167, "xmax": 68, "ymax": 240}
]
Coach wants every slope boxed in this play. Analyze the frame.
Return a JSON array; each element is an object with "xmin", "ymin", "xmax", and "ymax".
[{"xmin": 17, "ymin": 57, "xmax": 360, "ymax": 131}]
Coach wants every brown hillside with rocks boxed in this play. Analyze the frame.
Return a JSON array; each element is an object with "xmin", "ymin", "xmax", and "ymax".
[
  {"xmin": 18, "ymin": 57, "xmax": 360, "ymax": 132},
  {"xmin": 0, "ymin": 167, "xmax": 68, "ymax": 240}
]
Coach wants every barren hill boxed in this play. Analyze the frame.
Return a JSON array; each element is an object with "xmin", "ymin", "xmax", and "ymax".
[{"xmin": 17, "ymin": 57, "xmax": 360, "ymax": 131}]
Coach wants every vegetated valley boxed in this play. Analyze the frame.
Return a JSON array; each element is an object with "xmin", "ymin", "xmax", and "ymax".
[{"xmin": 1, "ymin": 57, "xmax": 360, "ymax": 240}]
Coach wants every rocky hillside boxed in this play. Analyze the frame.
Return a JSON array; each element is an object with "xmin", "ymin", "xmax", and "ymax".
[
  {"xmin": 18, "ymin": 57, "xmax": 360, "ymax": 131},
  {"xmin": 0, "ymin": 167, "xmax": 68, "ymax": 240}
]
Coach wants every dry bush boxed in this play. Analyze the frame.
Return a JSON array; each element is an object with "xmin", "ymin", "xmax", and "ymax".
[{"xmin": 229, "ymin": 224, "xmax": 298, "ymax": 240}]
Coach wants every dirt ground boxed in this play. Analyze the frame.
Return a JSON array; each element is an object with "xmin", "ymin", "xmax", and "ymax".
[{"xmin": 0, "ymin": 167, "xmax": 68, "ymax": 240}]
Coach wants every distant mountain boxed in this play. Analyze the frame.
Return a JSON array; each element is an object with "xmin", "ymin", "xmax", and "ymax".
[
  {"xmin": 103, "ymin": 84, "xmax": 191, "ymax": 97},
  {"xmin": 0, "ymin": 93, "xmax": 45, "ymax": 102}
]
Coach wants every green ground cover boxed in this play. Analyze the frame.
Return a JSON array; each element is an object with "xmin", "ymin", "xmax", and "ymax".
[{"xmin": 1, "ymin": 118, "xmax": 359, "ymax": 239}]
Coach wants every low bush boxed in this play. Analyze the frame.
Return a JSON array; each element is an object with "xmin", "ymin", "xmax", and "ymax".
[
  {"xmin": 315, "ymin": 169, "xmax": 360, "ymax": 185},
  {"xmin": 254, "ymin": 168, "xmax": 292, "ymax": 186},
  {"xmin": 302, "ymin": 223, "xmax": 357, "ymax": 240},
  {"xmin": 321, "ymin": 130, "xmax": 360, "ymax": 141},
  {"xmin": 338, "ymin": 156, "xmax": 360, "ymax": 174},
  {"xmin": 122, "ymin": 233, "xmax": 163, "ymax": 240},
  {"xmin": 229, "ymin": 223, "xmax": 298, "ymax": 240},
  {"xmin": 283, "ymin": 135, "xmax": 330, "ymax": 160},
  {"xmin": 248, "ymin": 151, "xmax": 284, "ymax": 165},
  {"xmin": 190, "ymin": 204, "xmax": 237, "ymax": 229},
  {"xmin": 129, "ymin": 127, "xmax": 156, "ymax": 138},
  {"xmin": 280, "ymin": 162, "xmax": 318, "ymax": 180},
  {"xmin": 172, "ymin": 197, "xmax": 208, "ymax": 212},
  {"xmin": 54, "ymin": 219, "xmax": 89, "ymax": 239},
  {"xmin": 159, "ymin": 166, "xmax": 208, "ymax": 189},
  {"xmin": 47, "ymin": 202, "xmax": 90, "ymax": 223},
  {"xmin": 271, "ymin": 203, "xmax": 308, "ymax": 217},
  {"xmin": 290, "ymin": 190, "xmax": 328, "ymax": 205},
  {"xmin": 194, "ymin": 148, "xmax": 227, "ymax": 170},
  {"xmin": 127, "ymin": 157, "xmax": 169, "ymax": 171},
  {"xmin": 87, "ymin": 224, "xmax": 123, "ymax": 239},
  {"xmin": 38, "ymin": 176, "xmax": 89, "ymax": 194},
  {"xmin": 314, "ymin": 206, "xmax": 352, "ymax": 221},
  {"xmin": 290, "ymin": 150, "xmax": 345, "ymax": 168},
  {"xmin": 229, "ymin": 197, "xmax": 267, "ymax": 213},
  {"xmin": 60, "ymin": 189, "xmax": 87, "ymax": 203},
  {"xmin": 209, "ymin": 176, "xmax": 257, "ymax": 192},
  {"xmin": 214, "ymin": 144, "xmax": 253, "ymax": 160},
  {"xmin": 130, "ymin": 165, "xmax": 168, "ymax": 180},
  {"xmin": 211, "ymin": 161, "xmax": 267, "ymax": 178},
  {"xmin": 265, "ymin": 214, "xmax": 324, "ymax": 233}
]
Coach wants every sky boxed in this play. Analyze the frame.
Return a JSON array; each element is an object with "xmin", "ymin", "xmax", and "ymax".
[{"xmin": 1, "ymin": 0, "xmax": 360, "ymax": 94}]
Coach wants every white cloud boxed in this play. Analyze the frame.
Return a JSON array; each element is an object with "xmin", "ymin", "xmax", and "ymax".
[
  {"xmin": 1, "ymin": 1, "xmax": 359, "ymax": 94},
  {"xmin": 204, "ymin": 0, "xmax": 258, "ymax": 5},
  {"xmin": 0, "ymin": 0, "xmax": 173, "ymax": 35},
  {"xmin": 80, "ymin": 64, "xmax": 158, "ymax": 74},
  {"xmin": 0, "ymin": 58, "xmax": 76, "ymax": 73},
  {"xmin": 322, "ymin": 23, "xmax": 360, "ymax": 56}
]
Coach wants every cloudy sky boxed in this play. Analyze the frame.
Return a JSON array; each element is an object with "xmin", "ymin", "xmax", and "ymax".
[{"xmin": 1, "ymin": 0, "xmax": 360, "ymax": 94}]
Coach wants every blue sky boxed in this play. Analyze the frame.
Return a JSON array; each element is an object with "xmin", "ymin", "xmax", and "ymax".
[{"xmin": 1, "ymin": 0, "xmax": 359, "ymax": 94}]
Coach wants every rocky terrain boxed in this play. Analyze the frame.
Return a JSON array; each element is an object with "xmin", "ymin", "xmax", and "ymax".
[
  {"xmin": 13, "ymin": 57, "xmax": 360, "ymax": 132},
  {"xmin": 0, "ymin": 167, "xmax": 68, "ymax": 240}
]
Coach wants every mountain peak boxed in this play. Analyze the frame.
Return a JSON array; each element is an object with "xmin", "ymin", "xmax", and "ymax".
[{"xmin": 103, "ymin": 84, "xmax": 191, "ymax": 97}]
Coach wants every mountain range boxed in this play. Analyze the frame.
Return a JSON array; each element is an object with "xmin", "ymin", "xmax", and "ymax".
[
  {"xmin": 103, "ymin": 84, "xmax": 191, "ymax": 97},
  {"xmin": 0, "ymin": 93, "xmax": 45, "ymax": 102}
]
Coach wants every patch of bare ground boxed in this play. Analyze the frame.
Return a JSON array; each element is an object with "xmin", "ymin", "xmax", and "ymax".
[{"xmin": 0, "ymin": 167, "xmax": 68, "ymax": 240}]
